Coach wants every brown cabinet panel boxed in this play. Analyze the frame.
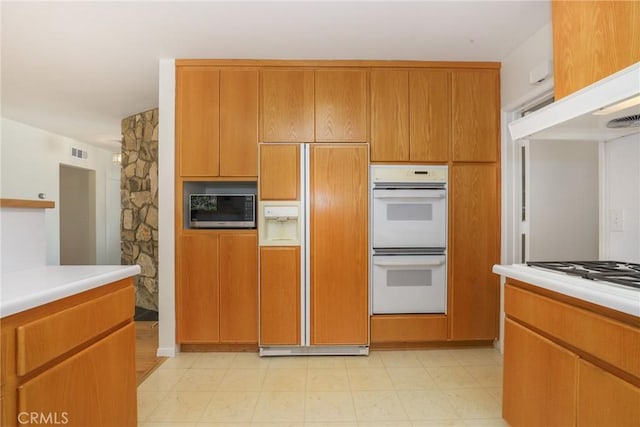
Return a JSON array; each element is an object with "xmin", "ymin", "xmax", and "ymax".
[
  {"xmin": 220, "ymin": 70, "xmax": 259, "ymax": 177},
  {"xmin": 577, "ymin": 359, "xmax": 640, "ymax": 427},
  {"xmin": 410, "ymin": 70, "xmax": 450, "ymax": 162},
  {"xmin": 310, "ymin": 144, "xmax": 368, "ymax": 345},
  {"xmin": 177, "ymin": 234, "xmax": 220, "ymax": 343},
  {"xmin": 450, "ymin": 163, "xmax": 500, "ymax": 340},
  {"xmin": 259, "ymin": 246, "xmax": 301, "ymax": 346},
  {"xmin": 261, "ymin": 69, "xmax": 314, "ymax": 142},
  {"xmin": 259, "ymin": 144, "xmax": 300, "ymax": 200},
  {"xmin": 503, "ymin": 319, "xmax": 578, "ymax": 427},
  {"xmin": 18, "ymin": 323, "xmax": 137, "ymax": 427},
  {"xmin": 176, "ymin": 67, "xmax": 220, "ymax": 176},
  {"xmin": 370, "ymin": 314, "xmax": 448, "ymax": 344},
  {"xmin": 370, "ymin": 70, "xmax": 409, "ymax": 161},
  {"xmin": 552, "ymin": 0, "xmax": 640, "ymax": 99},
  {"xmin": 315, "ymin": 70, "xmax": 368, "ymax": 143},
  {"xmin": 451, "ymin": 70, "xmax": 499, "ymax": 162},
  {"xmin": 219, "ymin": 233, "xmax": 258, "ymax": 344}
]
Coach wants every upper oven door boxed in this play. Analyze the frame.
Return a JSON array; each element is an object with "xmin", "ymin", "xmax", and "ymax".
[{"xmin": 372, "ymin": 188, "xmax": 446, "ymax": 248}]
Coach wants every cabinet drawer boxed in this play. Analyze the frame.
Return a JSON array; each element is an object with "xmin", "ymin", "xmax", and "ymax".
[
  {"xmin": 505, "ymin": 284, "xmax": 640, "ymax": 379},
  {"xmin": 16, "ymin": 285, "xmax": 134, "ymax": 376},
  {"xmin": 370, "ymin": 314, "xmax": 448, "ymax": 343}
]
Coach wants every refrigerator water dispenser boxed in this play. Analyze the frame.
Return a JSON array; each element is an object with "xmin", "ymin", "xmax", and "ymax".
[{"xmin": 259, "ymin": 202, "xmax": 300, "ymax": 245}]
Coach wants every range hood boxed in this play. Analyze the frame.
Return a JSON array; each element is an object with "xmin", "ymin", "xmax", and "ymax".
[{"xmin": 509, "ymin": 61, "xmax": 640, "ymax": 142}]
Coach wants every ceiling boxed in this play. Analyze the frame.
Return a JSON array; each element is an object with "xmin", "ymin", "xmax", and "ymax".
[{"xmin": 1, "ymin": 1, "xmax": 551, "ymax": 151}]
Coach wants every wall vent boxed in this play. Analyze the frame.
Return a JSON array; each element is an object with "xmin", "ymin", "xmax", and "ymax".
[{"xmin": 71, "ymin": 147, "xmax": 88, "ymax": 159}]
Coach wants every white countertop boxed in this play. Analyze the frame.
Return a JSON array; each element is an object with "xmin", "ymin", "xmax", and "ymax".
[
  {"xmin": 1, "ymin": 265, "xmax": 141, "ymax": 317},
  {"xmin": 493, "ymin": 264, "xmax": 640, "ymax": 317}
]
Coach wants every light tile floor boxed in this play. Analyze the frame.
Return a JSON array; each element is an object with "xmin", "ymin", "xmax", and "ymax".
[{"xmin": 138, "ymin": 347, "xmax": 507, "ymax": 426}]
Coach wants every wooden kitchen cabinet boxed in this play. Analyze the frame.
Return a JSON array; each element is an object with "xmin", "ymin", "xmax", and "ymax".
[
  {"xmin": 259, "ymin": 246, "xmax": 301, "ymax": 345},
  {"xmin": 449, "ymin": 163, "xmax": 500, "ymax": 340},
  {"xmin": 315, "ymin": 70, "xmax": 368, "ymax": 143},
  {"xmin": 176, "ymin": 233, "xmax": 220, "ymax": 343},
  {"xmin": 503, "ymin": 318, "xmax": 578, "ymax": 427},
  {"xmin": 261, "ymin": 69, "xmax": 315, "ymax": 142},
  {"xmin": 552, "ymin": 0, "xmax": 640, "ymax": 99},
  {"xmin": 451, "ymin": 70, "xmax": 499, "ymax": 162},
  {"xmin": 219, "ymin": 69, "xmax": 259, "ymax": 177},
  {"xmin": 176, "ymin": 66, "xmax": 258, "ymax": 177},
  {"xmin": 219, "ymin": 233, "xmax": 258, "ymax": 343},
  {"xmin": 1, "ymin": 279, "xmax": 137, "ymax": 427},
  {"xmin": 310, "ymin": 144, "xmax": 368, "ymax": 345},
  {"xmin": 176, "ymin": 66, "xmax": 220, "ymax": 177},
  {"xmin": 370, "ymin": 70, "xmax": 410, "ymax": 161},
  {"xmin": 259, "ymin": 143, "xmax": 300, "ymax": 200},
  {"xmin": 369, "ymin": 69, "xmax": 451, "ymax": 163},
  {"xmin": 176, "ymin": 231, "xmax": 258, "ymax": 345},
  {"xmin": 577, "ymin": 359, "xmax": 640, "ymax": 427}
]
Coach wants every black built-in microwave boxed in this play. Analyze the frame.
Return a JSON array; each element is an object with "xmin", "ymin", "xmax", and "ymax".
[{"xmin": 189, "ymin": 194, "xmax": 256, "ymax": 229}]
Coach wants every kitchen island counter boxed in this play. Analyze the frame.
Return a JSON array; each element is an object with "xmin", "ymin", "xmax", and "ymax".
[
  {"xmin": 1, "ymin": 264, "xmax": 141, "ymax": 318},
  {"xmin": 493, "ymin": 263, "xmax": 640, "ymax": 317}
]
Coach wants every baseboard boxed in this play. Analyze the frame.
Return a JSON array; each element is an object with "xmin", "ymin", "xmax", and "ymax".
[{"xmin": 156, "ymin": 346, "xmax": 177, "ymax": 357}]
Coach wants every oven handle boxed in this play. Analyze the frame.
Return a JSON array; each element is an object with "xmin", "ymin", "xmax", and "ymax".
[
  {"xmin": 373, "ymin": 259, "xmax": 445, "ymax": 267},
  {"xmin": 373, "ymin": 189, "xmax": 445, "ymax": 199}
]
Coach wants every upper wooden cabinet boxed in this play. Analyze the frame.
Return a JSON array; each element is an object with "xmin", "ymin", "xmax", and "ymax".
[
  {"xmin": 219, "ymin": 70, "xmax": 259, "ymax": 177},
  {"xmin": 370, "ymin": 69, "xmax": 450, "ymax": 162},
  {"xmin": 259, "ymin": 143, "xmax": 300, "ymax": 200},
  {"xmin": 315, "ymin": 70, "xmax": 368, "ymax": 143},
  {"xmin": 176, "ymin": 67, "xmax": 258, "ymax": 177},
  {"xmin": 177, "ymin": 67, "xmax": 220, "ymax": 177},
  {"xmin": 552, "ymin": 0, "xmax": 640, "ymax": 99},
  {"xmin": 261, "ymin": 69, "xmax": 314, "ymax": 142},
  {"xmin": 451, "ymin": 70, "xmax": 499, "ymax": 162}
]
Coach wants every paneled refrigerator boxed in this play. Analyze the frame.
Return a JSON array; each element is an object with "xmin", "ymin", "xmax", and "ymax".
[{"xmin": 258, "ymin": 143, "xmax": 369, "ymax": 356}]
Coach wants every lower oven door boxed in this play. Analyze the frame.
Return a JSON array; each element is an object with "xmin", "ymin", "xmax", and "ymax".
[{"xmin": 372, "ymin": 254, "xmax": 446, "ymax": 314}]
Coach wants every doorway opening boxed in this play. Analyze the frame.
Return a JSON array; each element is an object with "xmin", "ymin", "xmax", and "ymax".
[{"xmin": 59, "ymin": 164, "xmax": 96, "ymax": 265}]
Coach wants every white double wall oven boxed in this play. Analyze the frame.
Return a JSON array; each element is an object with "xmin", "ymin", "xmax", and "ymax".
[{"xmin": 371, "ymin": 165, "xmax": 448, "ymax": 314}]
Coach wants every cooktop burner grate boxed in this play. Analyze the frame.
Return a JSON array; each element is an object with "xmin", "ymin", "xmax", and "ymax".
[{"xmin": 526, "ymin": 261, "xmax": 640, "ymax": 289}]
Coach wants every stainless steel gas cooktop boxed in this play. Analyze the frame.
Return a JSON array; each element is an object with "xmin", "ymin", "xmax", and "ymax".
[{"xmin": 527, "ymin": 261, "xmax": 640, "ymax": 290}]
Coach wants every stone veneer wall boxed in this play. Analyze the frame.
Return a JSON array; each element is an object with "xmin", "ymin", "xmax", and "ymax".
[{"xmin": 121, "ymin": 109, "xmax": 159, "ymax": 311}]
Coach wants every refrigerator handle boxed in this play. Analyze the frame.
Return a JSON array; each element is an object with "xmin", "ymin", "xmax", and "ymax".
[{"xmin": 304, "ymin": 144, "xmax": 311, "ymax": 347}]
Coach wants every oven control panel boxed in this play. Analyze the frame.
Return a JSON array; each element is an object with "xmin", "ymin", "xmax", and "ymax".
[{"xmin": 371, "ymin": 165, "xmax": 447, "ymax": 184}]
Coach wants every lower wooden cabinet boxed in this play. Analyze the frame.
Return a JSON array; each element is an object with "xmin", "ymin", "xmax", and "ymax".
[
  {"xmin": 503, "ymin": 318, "xmax": 578, "ymax": 427},
  {"xmin": 504, "ymin": 281, "xmax": 640, "ymax": 427},
  {"xmin": 259, "ymin": 246, "xmax": 301, "ymax": 346},
  {"xmin": 1, "ymin": 279, "xmax": 137, "ymax": 427},
  {"xmin": 176, "ymin": 231, "xmax": 258, "ymax": 345},
  {"xmin": 449, "ymin": 163, "xmax": 500, "ymax": 340},
  {"xmin": 577, "ymin": 359, "xmax": 640, "ymax": 427}
]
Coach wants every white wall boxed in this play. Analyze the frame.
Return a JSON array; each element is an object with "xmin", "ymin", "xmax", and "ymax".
[
  {"xmin": 603, "ymin": 134, "xmax": 640, "ymax": 262},
  {"xmin": 0, "ymin": 117, "xmax": 121, "ymax": 265},
  {"xmin": 501, "ymin": 22, "xmax": 553, "ymax": 108},
  {"xmin": 528, "ymin": 140, "xmax": 600, "ymax": 261}
]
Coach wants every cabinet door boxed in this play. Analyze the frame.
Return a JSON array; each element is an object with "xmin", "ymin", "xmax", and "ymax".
[
  {"xmin": 18, "ymin": 323, "xmax": 137, "ymax": 427},
  {"xmin": 577, "ymin": 359, "xmax": 640, "ymax": 427},
  {"xmin": 450, "ymin": 164, "xmax": 499, "ymax": 340},
  {"xmin": 504, "ymin": 319, "xmax": 578, "ymax": 427},
  {"xmin": 451, "ymin": 70, "xmax": 499, "ymax": 162},
  {"xmin": 315, "ymin": 70, "xmax": 368, "ymax": 143},
  {"xmin": 552, "ymin": 0, "xmax": 640, "ymax": 99},
  {"xmin": 259, "ymin": 144, "xmax": 300, "ymax": 200},
  {"xmin": 176, "ymin": 67, "xmax": 220, "ymax": 176},
  {"xmin": 219, "ymin": 233, "xmax": 258, "ymax": 343},
  {"xmin": 220, "ymin": 70, "xmax": 259, "ymax": 177},
  {"xmin": 410, "ymin": 70, "xmax": 450, "ymax": 162},
  {"xmin": 310, "ymin": 144, "xmax": 368, "ymax": 345},
  {"xmin": 370, "ymin": 70, "xmax": 409, "ymax": 162},
  {"xmin": 177, "ymin": 234, "xmax": 220, "ymax": 343},
  {"xmin": 259, "ymin": 246, "xmax": 301, "ymax": 345},
  {"xmin": 261, "ymin": 69, "xmax": 314, "ymax": 142}
]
